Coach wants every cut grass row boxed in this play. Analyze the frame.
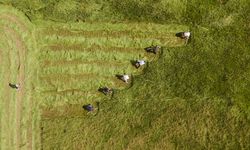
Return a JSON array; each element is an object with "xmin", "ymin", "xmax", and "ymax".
[
  {"xmin": 40, "ymin": 90, "xmax": 102, "ymax": 108},
  {"xmin": 43, "ymin": 35, "xmax": 184, "ymax": 48},
  {"xmin": 41, "ymin": 73, "xmax": 129, "ymax": 90},
  {"xmin": 40, "ymin": 62, "xmax": 137, "ymax": 78},
  {"xmin": 36, "ymin": 21, "xmax": 188, "ymax": 33},
  {"xmin": 0, "ymin": 25, "xmax": 24, "ymax": 150},
  {"xmin": 0, "ymin": 27, "xmax": 14, "ymax": 150},
  {"xmin": 39, "ymin": 49, "xmax": 149, "ymax": 62},
  {"xmin": 43, "ymin": 28, "xmax": 176, "ymax": 39}
]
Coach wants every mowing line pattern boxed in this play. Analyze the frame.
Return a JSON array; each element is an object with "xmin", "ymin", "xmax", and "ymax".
[{"xmin": 38, "ymin": 22, "xmax": 188, "ymax": 108}]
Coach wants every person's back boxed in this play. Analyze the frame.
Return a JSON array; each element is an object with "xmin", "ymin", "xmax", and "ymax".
[
  {"xmin": 154, "ymin": 46, "xmax": 160, "ymax": 54},
  {"xmin": 122, "ymin": 75, "xmax": 129, "ymax": 83},
  {"xmin": 135, "ymin": 60, "xmax": 146, "ymax": 68},
  {"xmin": 99, "ymin": 87, "xmax": 113, "ymax": 95},
  {"xmin": 145, "ymin": 45, "xmax": 161, "ymax": 54},
  {"xmin": 83, "ymin": 104, "xmax": 94, "ymax": 112},
  {"xmin": 184, "ymin": 32, "xmax": 191, "ymax": 38}
]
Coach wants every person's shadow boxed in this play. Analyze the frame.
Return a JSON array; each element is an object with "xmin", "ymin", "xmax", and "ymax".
[
  {"xmin": 115, "ymin": 74, "xmax": 123, "ymax": 80},
  {"xmin": 175, "ymin": 32, "xmax": 185, "ymax": 38},
  {"xmin": 130, "ymin": 60, "xmax": 137, "ymax": 67}
]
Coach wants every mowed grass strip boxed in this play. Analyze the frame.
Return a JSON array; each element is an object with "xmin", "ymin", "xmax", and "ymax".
[
  {"xmin": 43, "ymin": 34, "xmax": 184, "ymax": 48},
  {"xmin": 40, "ymin": 62, "xmax": 137, "ymax": 76},
  {"xmin": 46, "ymin": 44, "xmax": 144, "ymax": 53},
  {"xmin": 0, "ymin": 24, "xmax": 24, "ymax": 150},
  {"xmin": 39, "ymin": 48, "xmax": 147, "ymax": 62},
  {"xmin": 41, "ymin": 104, "xmax": 88, "ymax": 119},
  {"xmin": 43, "ymin": 28, "xmax": 176, "ymax": 40},
  {"xmin": 0, "ymin": 29, "xmax": 13, "ymax": 150},
  {"xmin": 37, "ymin": 21, "xmax": 188, "ymax": 34},
  {"xmin": 40, "ymin": 90, "xmax": 102, "ymax": 108},
  {"xmin": 40, "ymin": 73, "xmax": 128, "ymax": 91},
  {"xmin": 42, "ymin": 59, "xmax": 135, "ymax": 68}
]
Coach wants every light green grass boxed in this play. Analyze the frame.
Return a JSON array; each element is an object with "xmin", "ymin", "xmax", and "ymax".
[{"xmin": 0, "ymin": 6, "xmax": 40, "ymax": 150}]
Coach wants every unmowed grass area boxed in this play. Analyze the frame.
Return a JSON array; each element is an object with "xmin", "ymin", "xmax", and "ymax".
[{"xmin": 1, "ymin": 0, "xmax": 249, "ymax": 149}]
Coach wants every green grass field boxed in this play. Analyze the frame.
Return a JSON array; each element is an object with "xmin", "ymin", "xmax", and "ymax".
[{"xmin": 0, "ymin": 0, "xmax": 249, "ymax": 149}]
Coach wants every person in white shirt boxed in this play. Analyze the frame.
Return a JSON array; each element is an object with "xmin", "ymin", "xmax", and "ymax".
[
  {"xmin": 176, "ymin": 31, "xmax": 191, "ymax": 39},
  {"xmin": 121, "ymin": 74, "xmax": 130, "ymax": 83},
  {"xmin": 135, "ymin": 60, "xmax": 146, "ymax": 68},
  {"xmin": 183, "ymin": 32, "xmax": 191, "ymax": 39}
]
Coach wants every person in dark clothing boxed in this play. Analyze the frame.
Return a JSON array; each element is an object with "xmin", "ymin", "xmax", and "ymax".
[
  {"xmin": 83, "ymin": 104, "xmax": 94, "ymax": 112},
  {"xmin": 98, "ymin": 87, "xmax": 113, "ymax": 95},
  {"xmin": 144, "ymin": 45, "xmax": 161, "ymax": 54},
  {"xmin": 9, "ymin": 83, "xmax": 20, "ymax": 90}
]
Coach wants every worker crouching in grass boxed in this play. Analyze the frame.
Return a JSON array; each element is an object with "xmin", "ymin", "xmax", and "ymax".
[
  {"xmin": 116, "ymin": 74, "xmax": 130, "ymax": 83},
  {"xmin": 134, "ymin": 60, "xmax": 146, "ymax": 69},
  {"xmin": 83, "ymin": 104, "xmax": 94, "ymax": 112},
  {"xmin": 175, "ymin": 31, "xmax": 191, "ymax": 44},
  {"xmin": 98, "ymin": 87, "xmax": 113, "ymax": 95},
  {"xmin": 9, "ymin": 83, "xmax": 20, "ymax": 90},
  {"xmin": 145, "ymin": 45, "xmax": 161, "ymax": 54}
]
